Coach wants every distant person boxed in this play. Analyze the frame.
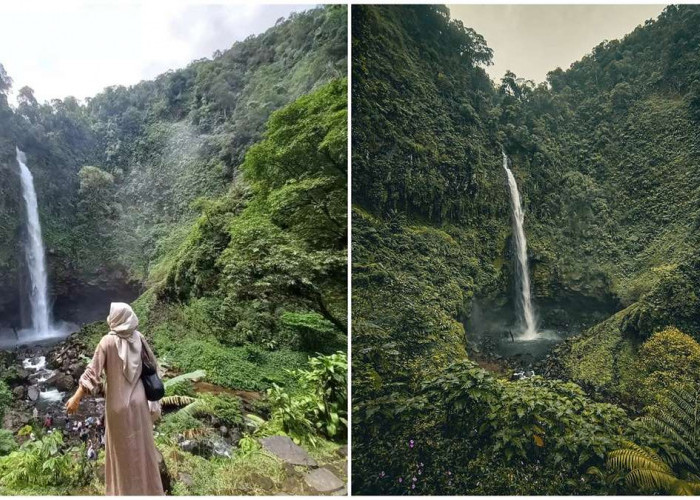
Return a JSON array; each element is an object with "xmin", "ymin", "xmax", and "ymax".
[
  {"xmin": 43, "ymin": 414, "xmax": 52, "ymax": 428},
  {"xmin": 65, "ymin": 302, "xmax": 164, "ymax": 496},
  {"xmin": 87, "ymin": 440, "xmax": 97, "ymax": 460}
]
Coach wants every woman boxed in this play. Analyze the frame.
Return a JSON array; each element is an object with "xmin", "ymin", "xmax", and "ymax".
[{"xmin": 65, "ymin": 302, "xmax": 164, "ymax": 496}]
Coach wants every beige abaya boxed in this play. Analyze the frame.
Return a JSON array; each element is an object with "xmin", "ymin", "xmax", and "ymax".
[{"xmin": 79, "ymin": 304, "xmax": 164, "ymax": 496}]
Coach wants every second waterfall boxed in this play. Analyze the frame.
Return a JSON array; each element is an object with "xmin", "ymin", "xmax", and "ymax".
[{"xmin": 502, "ymin": 151, "xmax": 538, "ymax": 338}]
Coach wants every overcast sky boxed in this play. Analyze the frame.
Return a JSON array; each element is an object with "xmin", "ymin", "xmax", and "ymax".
[
  {"xmin": 448, "ymin": 4, "xmax": 665, "ymax": 84},
  {"xmin": 0, "ymin": 2, "xmax": 314, "ymax": 103}
]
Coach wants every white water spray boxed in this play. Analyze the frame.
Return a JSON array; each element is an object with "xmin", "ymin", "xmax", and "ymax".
[
  {"xmin": 16, "ymin": 148, "xmax": 51, "ymax": 337},
  {"xmin": 502, "ymin": 151, "xmax": 537, "ymax": 338}
]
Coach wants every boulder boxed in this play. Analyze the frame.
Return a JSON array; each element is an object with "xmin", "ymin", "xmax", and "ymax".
[
  {"xmin": 46, "ymin": 371, "xmax": 75, "ymax": 391},
  {"xmin": 68, "ymin": 362, "xmax": 84, "ymax": 377},
  {"xmin": 12, "ymin": 385, "xmax": 27, "ymax": 399},
  {"xmin": 2, "ymin": 408, "xmax": 31, "ymax": 431},
  {"xmin": 250, "ymin": 472, "xmax": 274, "ymax": 491},
  {"xmin": 27, "ymin": 386, "xmax": 40, "ymax": 401},
  {"xmin": 304, "ymin": 468, "xmax": 345, "ymax": 493},
  {"xmin": 259, "ymin": 436, "xmax": 317, "ymax": 467},
  {"xmin": 178, "ymin": 439, "xmax": 196, "ymax": 453},
  {"xmin": 209, "ymin": 435, "xmax": 232, "ymax": 458}
]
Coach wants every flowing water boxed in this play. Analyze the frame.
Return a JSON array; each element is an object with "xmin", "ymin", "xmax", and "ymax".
[
  {"xmin": 502, "ymin": 151, "xmax": 538, "ymax": 338},
  {"xmin": 17, "ymin": 148, "xmax": 51, "ymax": 337}
]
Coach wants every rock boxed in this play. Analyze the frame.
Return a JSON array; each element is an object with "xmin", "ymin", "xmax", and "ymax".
[
  {"xmin": 336, "ymin": 444, "xmax": 348, "ymax": 458},
  {"xmin": 219, "ymin": 425, "xmax": 228, "ymax": 436},
  {"xmin": 27, "ymin": 386, "xmax": 40, "ymax": 401},
  {"xmin": 250, "ymin": 472, "xmax": 274, "ymax": 491},
  {"xmin": 1, "ymin": 366, "xmax": 30, "ymax": 385},
  {"xmin": 12, "ymin": 385, "xmax": 27, "ymax": 399},
  {"xmin": 178, "ymin": 439, "xmax": 196, "ymax": 453},
  {"xmin": 68, "ymin": 362, "xmax": 84, "ymax": 377},
  {"xmin": 259, "ymin": 436, "xmax": 317, "ymax": 467},
  {"xmin": 304, "ymin": 468, "xmax": 345, "ymax": 493},
  {"xmin": 331, "ymin": 486, "xmax": 348, "ymax": 496},
  {"xmin": 209, "ymin": 436, "xmax": 232, "ymax": 458},
  {"xmin": 2, "ymin": 408, "xmax": 31, "ymax": 430},
  {"xmin": 157, "ymin": 449, "xmax": 172, "ymax": 494},
  {"xmin": 178, "ymin": 472, "xmax": 194, "ymax": 488},
  {"xmin": 229, "ymin": 427, "xmax": 242, "ymax": 446},
  {"xmin": 47, "ymin": 372, "xmax": 75, "ymax": 391}
]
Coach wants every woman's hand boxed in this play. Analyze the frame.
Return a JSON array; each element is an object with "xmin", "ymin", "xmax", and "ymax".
[{"xmin": 65, "ymin": 386, "xmax": 84, "ymax": 415}]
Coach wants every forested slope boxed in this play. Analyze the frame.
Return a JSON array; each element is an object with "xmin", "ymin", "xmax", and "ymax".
[
  {"xmin": 0, "ymin": 5, "xmax": 347, "ymax": 326},
  {"xmin": 352, "ymin": 4, "xmax": 700, "ymax": 494}
]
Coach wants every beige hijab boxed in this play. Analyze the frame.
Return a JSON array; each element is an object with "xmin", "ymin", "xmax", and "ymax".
[{"xmin": 107, "ymin": 302, "xmax": 141, "ymax": 383}]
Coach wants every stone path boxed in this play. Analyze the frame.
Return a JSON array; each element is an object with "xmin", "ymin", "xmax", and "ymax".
[{"xmin": 259, "ymin": 435, "xmax": 347, "ymax": 495}]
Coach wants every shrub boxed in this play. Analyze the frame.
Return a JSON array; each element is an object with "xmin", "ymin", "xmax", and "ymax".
[
  {"xmin": 0, "ymin": 431, "xmax": 91, "ymax": 491},
  {"xmin": 266, "ymin": 352, "xmax": 348, "ymax": 445},
  {"xmin": 634, "ymin": 327, "xmax": 700, "ymax": 408},
  {"xmin": 0, "ymin": 380, "xmax": 12, "ymax": 422},
  {"xmin": 281, "ymin": 312, "xmax": 338, "ymax": 350},
  {"xmin": 0, "ymin": 430, "xmax": 17, "ymax": 456}
]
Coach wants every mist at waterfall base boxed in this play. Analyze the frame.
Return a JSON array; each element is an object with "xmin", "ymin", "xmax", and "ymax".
[{"xmin": 0, "ymin": 149, "xmax": 76, "ymax": 348}]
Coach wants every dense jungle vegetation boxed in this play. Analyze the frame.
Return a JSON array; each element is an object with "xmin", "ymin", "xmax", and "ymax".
[
  {"xmin": 0, "ymin": 5, "xmax": 347, "ymax": 495},
  {"xmin": 352, "ymin": 4, "xmax": 700, "ymax": 495}
]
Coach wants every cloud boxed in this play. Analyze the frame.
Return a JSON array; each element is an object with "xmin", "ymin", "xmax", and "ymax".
[{"xmin": 0, "ymin": 3, "xmax": 315, "ymax": 103}]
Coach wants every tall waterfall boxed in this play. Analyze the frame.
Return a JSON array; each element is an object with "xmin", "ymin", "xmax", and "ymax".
[
  {"xmin": 16, "ymin": 148, "xmax": 51, "ymax": 337},
  {"xmin": 502, "ymin": 151, "xmax": 537, "ymax": 338}
]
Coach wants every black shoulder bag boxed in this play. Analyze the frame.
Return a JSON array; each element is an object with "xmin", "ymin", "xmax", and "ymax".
[{"xmin": 140, "ymin": 337, "xmax": 164, "ymax": 401}]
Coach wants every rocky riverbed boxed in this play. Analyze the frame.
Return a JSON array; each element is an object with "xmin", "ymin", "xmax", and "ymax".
[{"xmin": 1, "ymin": 332, "xmax": 348, "ymax": 495}]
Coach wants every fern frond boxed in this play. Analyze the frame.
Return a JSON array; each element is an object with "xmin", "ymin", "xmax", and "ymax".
[
  {"xmin": 671, "ymin": 479, "xmax": 700, "ymax": 496},
  {"xmin": 179, "ymin": 398, "xmax": 211, "ymax": 417},
  {"xmin": 608, "ymin": 444, "xmax": 672, "ymax": 474},
  {"xmin": 182, "ymin": 427, "xmax": 211, "ymax": 440},
  {"xmin": 626, "ymin": 468, "xmax": 679, "ymax": 492},
  {"xmin": 161, "ymin": 395, "xmax": 197, "ymax": 407}
]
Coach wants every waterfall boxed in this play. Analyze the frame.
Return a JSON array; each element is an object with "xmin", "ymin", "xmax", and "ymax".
[
  {"xmin": 502, "ymin": 151, "xmax": 537, "ymax": 338},
  {"xmin": 16, "ymin": 148, "xmax": 51, "ymax": 337}
]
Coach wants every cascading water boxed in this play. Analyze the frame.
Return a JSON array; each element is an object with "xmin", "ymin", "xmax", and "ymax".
[
  {"xmin": 502, "ymin": 151, "xmax": 538, "ymax": 338},
  {"xmin": 16, "ymin": 147, "xmax": 51, "ymax": 337}
]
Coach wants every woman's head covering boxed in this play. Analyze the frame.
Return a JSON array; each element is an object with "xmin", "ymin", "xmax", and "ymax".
[{"xmin": 107, "ymin": 302, "xmax": 141, "ymax": 382}]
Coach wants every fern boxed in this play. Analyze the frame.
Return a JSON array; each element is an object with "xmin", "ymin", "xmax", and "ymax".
[
  {"xmin": 607, "ymin": 385, "xmax": 700, "ymax": 495},
  {"xmin": 161, "ymin": 395, "xmax": 197, "ymax": 408}
]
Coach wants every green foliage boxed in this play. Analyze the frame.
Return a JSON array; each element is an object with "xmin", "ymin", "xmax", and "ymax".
[
  {"xmin": 280, "ymin": 311, "xmax": 337, "ymax": 350},
  {"xmin": 634, "ymin": 327, "xmax": 700, "ymax": 408},
  {"xmin": 0, "ymin": 432, "xmax": 92, "ymax": 492},
  {"xmin": 0, "ymin": 380, "xmax": 12, "ymax": 422},
  {"xmin": 0, "ymin": 430, "xmax": 17, "ymax": 456},
  {"xmin": 158, "ymin": 410, "xmax": 207, "ymax": 438},
  {"xmin": 607, "ymin": 385, "xmax": 700, "ymax": 494},
  {"xmin": 151, "ymin": 79, "xmax": 347, "ymax": 357},
  {"xmin": 267, "ymin": 352, "xmax": 348, "ymax": 446},
  {"xmin": 353, "ymin": 360, "xmax": 649, "ymax": 494}
]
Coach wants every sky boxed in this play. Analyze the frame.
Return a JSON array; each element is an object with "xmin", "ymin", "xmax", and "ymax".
[
  {"xmin": 447, "ymin": 4, "xmax": 666, "ymax": 84},
  {"xmin": 0, "ymin": 2, "xmax": 314, "ymax": 103}
]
